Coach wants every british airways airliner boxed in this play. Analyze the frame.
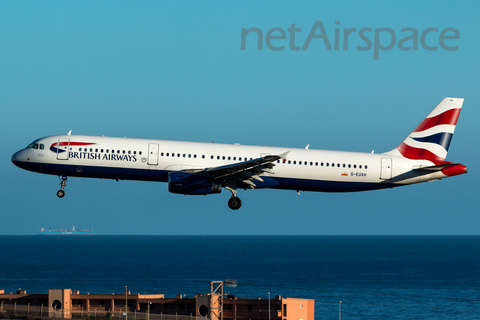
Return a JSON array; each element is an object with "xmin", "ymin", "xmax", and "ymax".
[{"xmin": 11, "ymin": 98, "xmax": 467, "ymax": 210}]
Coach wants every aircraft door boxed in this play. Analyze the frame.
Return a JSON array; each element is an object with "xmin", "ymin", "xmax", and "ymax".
[
  {"xmin": 148, "ymin": 143, "xmax": 159, "ymax": 165},
  {"xmin": 380, "ymin": 157, "xmax": 392, "ymax": 180},
  {"xmin": 56, "ymin": 138, "xmax": 70, "ymax": 160}
]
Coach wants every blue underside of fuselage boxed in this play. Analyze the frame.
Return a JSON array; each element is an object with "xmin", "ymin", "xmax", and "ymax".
[{"xmin": 12, "ymin": 161, "xmax": 398, "ymax": 192}]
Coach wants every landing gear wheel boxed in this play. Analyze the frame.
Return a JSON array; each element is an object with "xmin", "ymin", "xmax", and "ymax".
[
  {"xmin": 57, "ymin": 176, "xmax": 67, "ymax": 198},
  {"xmin": 228, "ymin": 197, "xmax": 242, "ymax": 210}
]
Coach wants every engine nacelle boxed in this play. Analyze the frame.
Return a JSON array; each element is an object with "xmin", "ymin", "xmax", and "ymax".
[{"xmin": 168, "ymin": 172, "xmax": 222, "ymax": 195}]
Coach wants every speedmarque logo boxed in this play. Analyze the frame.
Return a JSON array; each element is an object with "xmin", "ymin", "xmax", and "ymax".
[{"xmin": 241, "ymin": 21, "xmax": 460, "ymax": 60}]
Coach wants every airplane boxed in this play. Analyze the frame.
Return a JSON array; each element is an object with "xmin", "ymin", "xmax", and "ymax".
[{"xmin": 11, "ymin": 97, "xmax": 467, "ymax": 210}]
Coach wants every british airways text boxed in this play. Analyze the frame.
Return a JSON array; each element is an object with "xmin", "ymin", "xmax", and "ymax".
[{"xmin": 68, "ymin": 152, "xmax": 138, "ymax": 162}]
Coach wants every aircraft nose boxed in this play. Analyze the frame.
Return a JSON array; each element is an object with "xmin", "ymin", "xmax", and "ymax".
[{"xmin": 11, "ymin": 149, "xmax": 27, "ymax": 168}]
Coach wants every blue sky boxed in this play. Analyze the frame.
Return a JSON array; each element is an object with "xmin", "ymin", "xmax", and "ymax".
[{"xmin": 1, "ymin": 1, "xmax": 478, "ymax": 235}]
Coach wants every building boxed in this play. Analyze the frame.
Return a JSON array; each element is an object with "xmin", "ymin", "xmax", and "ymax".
[{"xmin": 0, "ymin": 282, "xmax": 314, "ymax": 320}]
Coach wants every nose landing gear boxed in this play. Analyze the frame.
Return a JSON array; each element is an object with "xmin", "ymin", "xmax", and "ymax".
[{"xmin": 57, "ymin": 176, "xmax": 67, "ymax": 198}]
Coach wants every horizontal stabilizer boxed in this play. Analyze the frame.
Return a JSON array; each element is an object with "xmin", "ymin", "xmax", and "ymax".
[
  {"xmin": 413, "ymin": 163, "xmax": 460, "ymax": 172},
  {"xmin": 414, "ymin": 163, "xmax": 467, "ymax": 177}
]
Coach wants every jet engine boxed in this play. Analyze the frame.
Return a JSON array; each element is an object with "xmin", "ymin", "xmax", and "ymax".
[{"xmin": 168, "ymin": 172, "xmax": 222, "ymax": 195}]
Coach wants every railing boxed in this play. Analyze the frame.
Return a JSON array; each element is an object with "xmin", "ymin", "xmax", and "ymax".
[
  {"xmin": 0, "ymin": 303, "xmax": 49, "ymax": 318},
  {"xmin": 0, "ymin": 304, "xmax": 209, "ymax": 320}
]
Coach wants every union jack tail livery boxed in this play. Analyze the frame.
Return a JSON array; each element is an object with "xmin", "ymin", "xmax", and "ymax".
[{"xmin": 386, "ymin": 97, "xmax": 464, "ymax": 164}]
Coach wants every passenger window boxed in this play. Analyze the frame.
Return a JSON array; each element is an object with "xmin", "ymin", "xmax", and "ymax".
[
  {"xmin": 139, "ymin": 151, "xmax": 142, "ymax": 155},
  {"xmin": 134, "ymin": 151, "xmax": 136, "ymax": 155},
  {"xmin": 348, "ymin": 164, "xmax": 351, "ymax": 168},
  {"xmin": 315, "ymin": 162, "xmax": 318, "ymax": 166},
  {"xmin": 128, "ymin": 151, "xmax": 131, "ymax": 154},
  {"xmin": 359, "ymin": 165, "xmax": 362, "ymax": 169},
  {"xmin": 161, "ymin": 152, "xmax": 164, "ymax": 156},
  {"xmin": 288, "ymin": 160, "xmax": 291, "ymax": 164},
  {"xmin": 123, "ymin": 150, "xmax": 126, "ymax": 154},
  {"xmin": 177, "ymin": 153, "xmax": 180, "ymax": 157},
  {"xmin": 354, "ymin": 165, "xmax": 357, "ymax": 168},
  {"xmin": 95, "ymin": 149, "xmax": 98, "ymax": 152},
  {"xmin": 326, "ymin": 163, "xmax": 329, "ymax": 167},
  {"xmin": 321, "ymin": 162, "xmax": 324, "ymax": 166},
  {"xmin": 365, "ymin": 165, "xmax": 368, "ymax": 169},
  {"xmin": 183, "ymin": 154, "xmax": 186, "ymax": 158},
  {"xmin": 337, "ymin": 164, "xmax": 340, "ymax": 167},
  {"xmin": 217, "ymin": 156, "xmax": 220, "ymax": 160}
]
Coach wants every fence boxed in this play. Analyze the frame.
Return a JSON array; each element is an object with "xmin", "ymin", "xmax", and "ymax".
[{"xmin": 0, "ymin": 304, "xmax": 209, "ymax": 320}]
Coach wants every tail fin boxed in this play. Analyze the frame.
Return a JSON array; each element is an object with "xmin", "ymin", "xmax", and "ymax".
[{"xmin": 384, "ymin": 97, "xmax": 464, "ymax": 163}]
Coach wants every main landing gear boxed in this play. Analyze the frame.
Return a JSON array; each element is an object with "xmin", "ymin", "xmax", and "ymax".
[
  {"xmin": 57, "ymin": 176, "xmax": 67, "ymax": 198},
  {"xmin": 225, "ymin": 184, "xmax": 242, "ymax": 210},
  {"xmin": 228, "ymin": 196, "xmax": 242, "ymax": 210}
]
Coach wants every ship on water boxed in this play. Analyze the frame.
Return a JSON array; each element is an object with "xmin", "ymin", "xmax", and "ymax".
[{"xmin": 39, "ymin": 225, "xmax": 95, "ymax": 235}]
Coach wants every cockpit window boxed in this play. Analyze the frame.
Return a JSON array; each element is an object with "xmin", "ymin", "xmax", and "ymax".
[{"xmin": 26, "ymin": 142, "xmax": 45, "ymax": 150}]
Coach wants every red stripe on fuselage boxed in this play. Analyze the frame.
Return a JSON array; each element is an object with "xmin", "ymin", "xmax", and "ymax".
[{"xmin": 52, "ymin": 142, "xmax": 96, "ymax": 147}]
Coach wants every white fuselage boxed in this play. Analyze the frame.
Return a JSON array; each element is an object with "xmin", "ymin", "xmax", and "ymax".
[{"xmin": 12, "ymin": 134, "xmax": 447, "ymax": 193}]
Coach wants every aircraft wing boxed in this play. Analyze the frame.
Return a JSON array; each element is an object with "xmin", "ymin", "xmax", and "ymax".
[{"xmin": 187, "ymin": 151, "xmax": 289, "ymax": 188}]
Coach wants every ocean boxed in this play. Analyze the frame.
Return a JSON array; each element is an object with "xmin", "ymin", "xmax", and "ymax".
[{"xmin": 1, "ymin": 236, "xmax": 479, "ymax": 319}]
